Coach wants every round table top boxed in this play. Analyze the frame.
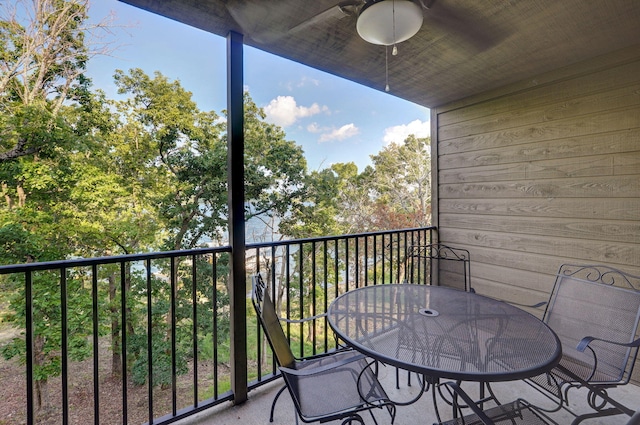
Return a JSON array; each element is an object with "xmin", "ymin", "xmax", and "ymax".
[{"xmin": 327, "ymin": 284, "xmax": 562, "ymax": 382}]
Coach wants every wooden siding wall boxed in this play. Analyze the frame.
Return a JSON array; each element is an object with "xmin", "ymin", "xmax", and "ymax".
[{"xmin": 432, "ymin": 46, "xmax": 640, "ymax": 381}]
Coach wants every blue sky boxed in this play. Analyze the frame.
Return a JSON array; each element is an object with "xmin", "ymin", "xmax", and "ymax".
[{"xmin": 86, "ymin": 0, "xmax": 430, "ymax": 171}]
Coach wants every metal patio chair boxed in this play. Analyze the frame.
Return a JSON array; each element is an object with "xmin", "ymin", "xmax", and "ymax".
[
  {"xmin": 251, "ymin": 273, "xmax": 396, "ymax": 425},
  {"xmin": 433, "ymin": 381, "xmax": 554, "ymax": 425},
  {"xmin": 433, "ymin": 381, "xmax": 640, "ymax": 425},
  {"xmin": 396, "ymin": 243, "xmax": 472, "ymax": 389},
  {"xmin": 523, "ymin": 264, "xmax": 640, "ymax": 424},
  {"xmin": 404, "ymin": 243, "xmax": 472, "ymax": 292}
]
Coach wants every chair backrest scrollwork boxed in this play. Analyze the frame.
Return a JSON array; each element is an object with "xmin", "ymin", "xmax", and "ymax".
[
  {"xmin": 545, "ymin": 264, "xmax": 640, "ymax": 384},
  {"xmin": 406, "ymin": 243, "xmax": 471, "ymax": 291}
]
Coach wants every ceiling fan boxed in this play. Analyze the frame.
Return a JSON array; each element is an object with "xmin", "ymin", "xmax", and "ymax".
[
  {"xmin": 289, "ymin": 0, "xmax": 428, "ymax": 47},
  {"xmin": 287, "ymin": 0, "xmax": 497, "ymax": 51},
  {"xmin": 226, "ymin": 0, "xmax": 501, "ymax": 52},
  {"xmin": 225, "ymin": 0, "xmax": 500, "ymax": 91}
]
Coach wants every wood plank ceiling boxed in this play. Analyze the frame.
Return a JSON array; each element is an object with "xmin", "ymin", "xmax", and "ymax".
[{"xmin": 118, "ymin": 0, "xmax": 640, "ymax": 108}]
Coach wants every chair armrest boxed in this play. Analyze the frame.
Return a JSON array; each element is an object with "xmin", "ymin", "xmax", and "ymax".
[
  {"xmin": 576, "ymin": 335, "xmax": 640, "ymax": 352},
  {"xmin": 279, "ymin": 352, "xmax": 365, "ymax": 377}
]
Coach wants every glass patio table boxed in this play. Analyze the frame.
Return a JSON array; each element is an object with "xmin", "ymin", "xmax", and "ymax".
[{"xmin": 327, "ymin": 284, "xmax": 562, "ymax": 383}]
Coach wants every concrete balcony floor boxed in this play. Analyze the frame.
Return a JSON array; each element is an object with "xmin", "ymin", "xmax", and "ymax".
[{"xmin": 177, "ymin": 366, "xmax": 639, "ymax": 425}]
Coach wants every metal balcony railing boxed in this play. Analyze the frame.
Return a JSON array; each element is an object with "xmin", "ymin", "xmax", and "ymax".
[{"xmin": 0, "ymin": 226, "xmax": 434, "ymax": 425}]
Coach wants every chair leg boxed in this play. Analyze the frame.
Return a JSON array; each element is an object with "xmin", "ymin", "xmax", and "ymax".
[
  {"xmin": 340, "ymin": 413, "xmax": 365, "ymax": 424},
  {"xmin": 395, "ymin": 366, "xmax": 416, "ymax": 389},
  {"xmin": 269, "ymin": 384, "xmax": 288, "ymax": 422}
]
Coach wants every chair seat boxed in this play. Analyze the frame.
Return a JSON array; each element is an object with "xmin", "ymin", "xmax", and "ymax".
[
  {"xmin": 556, "ymin": 352, "xmax": 624, "ymax": 384},
  {"xmin": 252, "ymin": 273, "xmax": 395, "ymax": 424},
  {"xmin": 527, "ymin": 347, "xmax": 631, "ymax": 399},
  {"xmin": 436, "ymin": 400, "xmax": 551, "ymax": 425},
  {"xmin": 284, "ymin": 350, "xmax": 391, "ymax": 421}
]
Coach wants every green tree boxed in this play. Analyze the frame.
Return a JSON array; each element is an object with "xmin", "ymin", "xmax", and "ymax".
[
  {"xmin": 112, "ymin": 68, "xmax": 227, "ymax": 251},
  {"xmin": 280, "ymin": 162, "xmax": 362, "ymax": 238},
  {"xmin": 242, "ymin": 93, "xmax": 307, "ymax": 227},
  {"xmin": 367, "ymin": 135, "xmax": 431, "ymax": 229},
  {"xmin": 0, "ymin": 1, "xmax": 117, "ymax": 411},
  {"xmin": 108, "ymin": 69, "xmax": 308, "ymax": 387},
  {"xmin": 0, "ymin": 0, "xmax": 114, "ymax": 162}
]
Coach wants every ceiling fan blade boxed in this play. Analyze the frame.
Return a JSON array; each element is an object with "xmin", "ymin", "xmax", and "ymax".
[
  {"xmin": 421, "ymin": 0, "xmax": 505, "ymax": 51},
  {"xmin": 288, "ymin": 1, "xmax": 361, "ymax": 35},
  {"xmin": 225, "ymin": 0, "xmax": 292, "ymax": 43}
]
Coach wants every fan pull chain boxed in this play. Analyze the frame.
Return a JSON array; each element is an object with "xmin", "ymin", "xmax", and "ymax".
[
  {"xmin": 385, "ymin": 45, "xmax": 390, "ymax": 92},
  {"xmin": 392, "ymin": 0, "xmax": 398, "ymax": 56}
]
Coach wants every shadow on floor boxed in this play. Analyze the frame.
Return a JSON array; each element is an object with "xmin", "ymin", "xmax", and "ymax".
[{"xmin": 177, "ymin": 365, "xmax": 640, "ymax": 425}]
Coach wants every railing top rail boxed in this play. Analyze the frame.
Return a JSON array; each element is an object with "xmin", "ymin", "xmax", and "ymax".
[
  {"xmin": 0, "ymin": 226, "xmax": 435, "ymax": 274},
  {"xmin": 246, "ymin": 226, "xmax": 435, "ymax": 249},
  {"xmin": 0, "ymin": 245, "xmax": 232, "ymax": 274}
]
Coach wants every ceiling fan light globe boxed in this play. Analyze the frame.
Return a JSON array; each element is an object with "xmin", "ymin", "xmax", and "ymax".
[{"xmin": 357, "ymin": 0, "xmax": 423, "ymax": 46}]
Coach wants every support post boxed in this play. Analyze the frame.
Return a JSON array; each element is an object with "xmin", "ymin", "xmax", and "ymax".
[{"xmin": 227, "ymin": 30, "xmax": 247, "ymax": 404}]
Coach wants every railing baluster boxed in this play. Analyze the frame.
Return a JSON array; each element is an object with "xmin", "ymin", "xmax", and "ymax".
[
  {"xmin": 61, "ymin": 268, "xmax": 69, "ymax": 425},
  {"xmin": 170, "ymin": 257, "xmax": 177, "ymax": 416},
  {"xmin": 120, "ymin": 261, "xmax": 128, "ymax": 425},
  {"xmin": 212, "ymin": 253, "xmax": 219, "ymax": 399},
  {"xmin": 334, "ymin": 239, "xmax": 339, "ymax": 300},
  {"xmin": 355, "ymin": 237, "xmax": 359, "ymax": 289},
  {"xmin": 364, "ymin": 236, "xmax": 369, "ymax": 287},
  {"xmin": 192, "ymin": 254, "xmax": 198, "ymax": 408},
  {"xmin": 286, "ymin": 244, "xmax": 291, "ymax": 343},
  {"xmin": 255, "ymin": 247, "xmax": 262, "ymax": 382},
  {"xmin": 92, "ymin": 264, "xmax": 100, "ymax": 425},
  {"xmin": 271, "ymin": 245, "xmax": 277, "ymax": 376},
  {"xmin": 323, "ymin": 240, "xmax": 329, "ymax": 352},
  {"xmin": 146, "ymin": 259, "xmax": 153, "ymax": 425},
  {"xmin": 345, "ymin": 238, "xmax": 350, "ymax": 292},
  {"xmin": 389, "ymin": 234, "xmax": 394, "ymax": 284},
  {"xmin": 299, "ymin": 243, "xmax": 304, "ymax": 358},
  {"xmin": 373, "ymin": 235, "xmax": 378, "ymax": 285},
  {"xmin": 381, "ymin": 234, "xmax": 386, "ymax": 284},
  {"xmin": 311, "ymin": 241, "xmax": 317, "ymax": 355},
  {"xmin": 26, "ymin": 271, "xmax": 34, "ymax": 425}
]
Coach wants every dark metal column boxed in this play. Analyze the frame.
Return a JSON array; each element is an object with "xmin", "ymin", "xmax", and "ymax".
[{"xmin": 226, "ymin": 30, "xmax": 248, "ymax": 404}]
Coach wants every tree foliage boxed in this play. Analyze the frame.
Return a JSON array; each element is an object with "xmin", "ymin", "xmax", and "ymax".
[
  {"xmin": 282, "ymin": 135, "xmax": 431, "ymax": 237},
  {"xmin": 367, "ymin": 135, "xmax": 431, "ymax": 229},
  {"xmin": 0, "ymin": 1, "xmax": 433, "ymax": 416},
  {"xmin": 0, "ymin": 0, "xmax": 114, "ymax": 161}
]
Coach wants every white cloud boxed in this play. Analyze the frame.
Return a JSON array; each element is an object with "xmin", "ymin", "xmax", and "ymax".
[
  {"xmin": 307, "ymin": 122, "xmax": 322, "ymax": 133},
  {"xmin": 383, "ymin": 119, "xmax": 430, "ymax": 145},
  {"xmin": 263, "ymin": 96, "xmax": 328, "ymax": 127},
  {"xmin": 319, "ymin": 123, "xmax": 360, "ymax": 143},
  {"xmin": 285, "ymin": 76, "xmax": 321, "ymax": 91}
]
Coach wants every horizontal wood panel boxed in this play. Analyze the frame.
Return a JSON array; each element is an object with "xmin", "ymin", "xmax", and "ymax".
[
  {"xmin": 440, "ymin": 154, "xmax": 616, "ymax": 183},
  {"xmin": 439, "ymin": 198, "xmax": 640, "ymax": 221},
  {"xmin": 474, "ymin": 278, "xmax": 548, "ymax": 318},
  {"xmin": 616, "ymin": 151, "xmax": 640, "ymax": 175},
  {"xmin": 438, "ymin": 228, "xmax": 640, "ymax": 269},
  {"xmin": 436, "ymin": 52, "xmax": 640, "ymax": 386},
  {"xmin": 439, "ymin": 107, "xmax": 640, "ymax": 156},
  {"xmin": 440, "ymin": 175, "xmax": 640, "ymax": 199},
  {"xmin": 439, "ymin": 129, "xmax": 640, "ymax": 170},
  {"xmin": 451, "ymin": 244, "xmax": 567, "ymax": 277},
  {"xmin": 438, "ymin": 58, "xmax": 640, "ymax": 126},
  {"xmin": 470, "ymin": 262, "xmax": 552, "ymax": 293},
  {"xmin": 440, "ymin": 82, "xmax": 640, "ymax": 141},
  {"xmin": 440, "ymin": 215, "xmax": 640, "ymax": 243}
]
